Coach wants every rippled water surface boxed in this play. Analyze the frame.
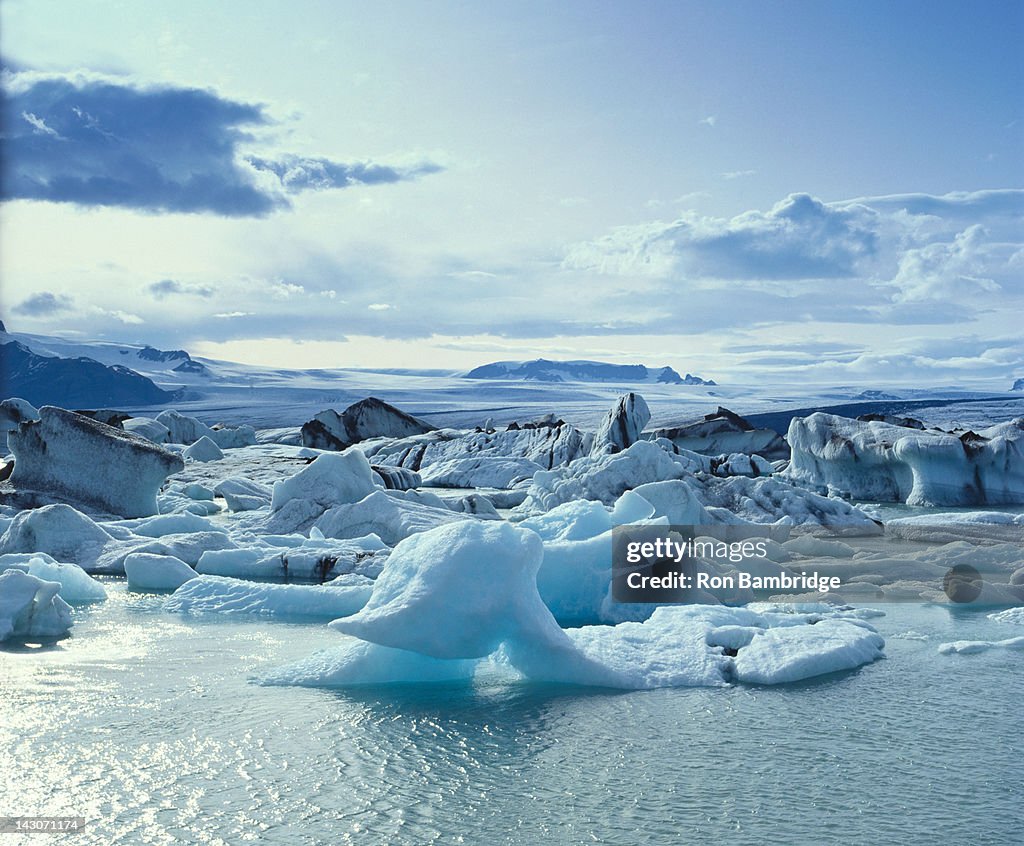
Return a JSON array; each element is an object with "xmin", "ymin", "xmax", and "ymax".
[{"xmin": 2, "ymin": 586, "xmax": 1021, "ymax": 845}]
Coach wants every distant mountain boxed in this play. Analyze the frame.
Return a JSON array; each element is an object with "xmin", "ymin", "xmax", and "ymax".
[
  {"xmin": 465, "ymin": 359, "xmax": 715, "ymax": 385},
  {"xmin": 1013, "ymin": 378, "xmax": 1024, "ymax": 392},
  {"xmin": 0, "ymin": 340, "xmax": 179, "ymax": 408}
]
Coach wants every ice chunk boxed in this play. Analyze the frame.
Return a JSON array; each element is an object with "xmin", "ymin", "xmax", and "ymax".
[
  {"xmin": 183, "ymin": 435, "xmax": 224, "ymax": 463},
  {"xmin": 271, "ymin": 451, "xmax": 378, "ymax": 512},
  {"xmin": 155, "ymin": 410, "xmax": 214, "ymax": 445},
  {"xmin": 124, "ymin": 552, "xmax": 197, "ymax": 591},
  {"xmin": 651, "ymin": 407, "xmax": 790, "ymax": 461},
  {"xmin": 331, "ymin": 522, "xmax": 553, "ymax": 659},
  {"xmin": 521, "ymin": 440, "xmax": 690, "ymax": 512},
  {"xmin": 23, "ymin": 556, "xmax": 106, "ymax": 603},
  {"xmin": 787, "ymin": 413, "xmax": 1024, "ymax": 506},
  {"xmin": 9, "ymin": 406, "xmax": 184, "ymax": 517},
  {"xmin": 419, "ymin": 456, "xmax": 542, "ymax": 489},
  {"xmin": 306, "ymin": 522, "xmax": 884, "ymax": 688},
  {"xmin": 213, "ymin": 477, "xmax": 273, "ymax": 512},
  {"xmin": 371, "ymin": 423, "xmax": 590, "ymax": 472},
  {"xmin": 989, "ymin": 607, "xmax": 1024, "ymax": 625},
  {"xmin": 371, "ymin": 464, "xmax": 422, "ymax": 491},
  {"xmin": 128, "ymin": 512, "xmax": 218, "ymax": 538},
  {"xmin": 0, "ymin": 568, "xmax": 73, "ymax": 642},
  {"xmin": 165, "ymin": 575, "xmax": 372, "ymax": 619},
  {"xmin": 208, "ymin": 424, "xmax": 257, "ymax": 449},
  {"xmin": 732, "ymin": 618, "xmax": 885, "ymax": 684},
  {"xmin": 938, "ymin": 637, "xmax": 1024, "ymax": 655},
  {"xmin": 314, "ymin": 490, "xmax": 471, "ymax": 546},
  {"xmin": 122, "ymin": 417, "xmax": 170, "ymax": 444},
  {"xmin": 301, "ymin": 397, "xmax": 435, "ymax": 451},
  {"xmin": 0, "ymin": 504, "xmax": 113, "ymax": 562},
  {"xmin": 591, "ymin": 392, "xmax": 650, "ymax": 455}
]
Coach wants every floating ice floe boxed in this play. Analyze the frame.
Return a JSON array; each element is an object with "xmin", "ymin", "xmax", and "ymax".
[
  {"xmin": 124, "ymin": 552, "xmax": 197, "ymax": 591},
  {"xmin": 9, "ymin": 406, "xmax": 184, "ymax": 517},
  {"xmin": 197, "ymin": 533, "xmax": 388, "ymax": 581},
  {"xmin": 166, "ymin": 574, "xmax": 373, "ymax": 619},
  {"xmin": 258, "ymin": 521, "xmax": 885, "ymax": 689},
  {"xmin": 786, "ymin": 413, "xmax": 1024, "ymax": 506},
  {"xmin": 937, "ymin": 637, "xmax": 1024, "ymax": 655},
  {"xmin": 989, "ymin": 607, "xmax": 1024, "ymax": 625},
  {"xmin": 0, "ymin": 553, "xmax": 107, "ymax": 603},
  {"xmin": 0, "ymin": 568, "xmax": 73, "ymax": 642}
]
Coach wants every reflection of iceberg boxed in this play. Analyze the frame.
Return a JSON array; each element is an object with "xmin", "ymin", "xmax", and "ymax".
[{"xmin": 258, "ymin": 521, "xmax": 884, "ymax": 689}]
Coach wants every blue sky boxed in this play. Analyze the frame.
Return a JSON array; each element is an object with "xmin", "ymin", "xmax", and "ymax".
[{"xmin": 2, "ymin": 0, "xmax": 1022, "ymax": 386}]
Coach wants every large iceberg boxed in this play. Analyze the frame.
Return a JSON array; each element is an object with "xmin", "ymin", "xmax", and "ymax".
[
  {"xmin": 261, "ymin": 521, "xmax": 885, "ymax": 689},
  {"xmin": 651, "ymin": 407, "xmax": 790, "ymax": 461},
  {"xmin": 591, "ymin": 392, "xmax": 650, "ymax": 454},
  {"xmin": 786, "ymin": 413, "xmax": 1024, "ymax": 506},
  {"xmin": 9, "ymin": 406, "xmax": 184, "ymax": 517},
  {"xmin": 301, "ymin": 397, "xmax": 435, "ymax": 451}
]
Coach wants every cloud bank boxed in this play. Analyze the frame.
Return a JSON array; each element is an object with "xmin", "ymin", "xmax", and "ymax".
[{"xmin": 1, "ymin": 70, "xmax": 441, "ymax": 216}]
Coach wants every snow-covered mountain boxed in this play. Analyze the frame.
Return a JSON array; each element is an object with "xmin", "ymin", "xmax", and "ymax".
[
  {"xmin": 464, "ymin": 359, "xmax": 715, "ymax": 385},
  {"xmin": 1013, "ymin": 378, "xmax": 1024, "ymax": 392},
  {"xmin": 0, "ymin": 339, "xmax": 179, "ymax": 409}
]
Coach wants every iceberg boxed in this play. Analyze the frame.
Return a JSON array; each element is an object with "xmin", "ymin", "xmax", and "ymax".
[
  {"xmin": 265, "ymin": 521, "xmax": 885, "ymax": 689},
  {"xmin": 591, "ymin": 392, "xmax": 650, "ymax": 455},
  {"xmin": 786, "ymin": 413, "xmax": 1024, "ymax": 506},
  {"xmin": 0, "ymin": 568, "xmax": 74, "ymax": 642},
  {"xmin": 314, "ymin": 490, "xmax": 472, "ymax": 546},
  {"xmin": 124, "ymin": 552, "xmax": 197, "ymax": 591},
  {"xmin": 271, "ymin": 451, "xmax": 378, "ymax": 512},
  {"xmin": 9, "ymin": 406, "xmax": 184, "ymax": 517},
  {"xmin": 0, "ymin": 553, "xmax": 107, "ymax": 603},
  {"xmin": 165, "ymin": 575, "xmax": 372, "ymax": 619},
  {"xmin": 938, "ymin": 637, "xmax": 1024, "ymax": 655},
  {"xmin": 183, "ymin": 435, "xmax": 224, "ymax": 463}
]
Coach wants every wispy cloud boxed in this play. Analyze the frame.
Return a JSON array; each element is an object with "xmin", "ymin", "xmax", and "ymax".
[{"xmin": 146, "ymin": 279, "xmax": 214, "ymax": 299}]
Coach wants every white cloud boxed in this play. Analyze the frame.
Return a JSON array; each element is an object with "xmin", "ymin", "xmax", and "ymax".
[{"xmin": 889, "ymin": 225, "xmax": 1001, "ymax": 302}]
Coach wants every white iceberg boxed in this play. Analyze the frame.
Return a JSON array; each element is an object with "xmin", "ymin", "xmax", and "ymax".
[
  {"xmin": 0, "ymin": 553, "xmax": 107, "ymax": 603},
  {"xmin": 938, "ymin": 637, "xmax": 1024, "ymax": 655},
  {"xmin": 786, "ymin": 413, "xmax": 1024, "ymax": 506},
  {"xmin": 264, "ymin": 521, "xmax": 885, "ymax": 689},
  {"xmin": 183, "ymin": 435, "xmax": 224, "ymax": 463},
  {"xmin": 0, "ymin": 568, "xmax": 74, "ymax": 642},
  {"xmin": 124, "ymin": 552, "xmax": 197, "ymax": 591},
  {"xmin": 271, "ymin": 451, "xmax": 377, "ymax": 512},
  {"xmin": 165, "ymin": 574, "xmax": 373, "ymax": 619},
  {"xmin": 314, "ymin": 490, "xmax": 471, "ymax": 546}
]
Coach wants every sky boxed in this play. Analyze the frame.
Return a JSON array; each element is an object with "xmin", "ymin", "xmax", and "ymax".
[{"xmin": 1, "ymin": 0, "xmax": 1022, "ymax": 387}]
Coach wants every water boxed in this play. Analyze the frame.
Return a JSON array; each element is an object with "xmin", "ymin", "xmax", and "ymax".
[{"xmin": 2, "ymin": 586, "xmax": 1021, "ymax": 845}]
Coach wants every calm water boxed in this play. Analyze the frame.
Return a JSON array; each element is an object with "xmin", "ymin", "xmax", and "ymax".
[{"xmin": 1, "ymin": 585, "xmax": 1021, "ymax": 845}]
